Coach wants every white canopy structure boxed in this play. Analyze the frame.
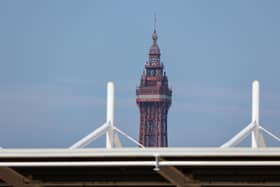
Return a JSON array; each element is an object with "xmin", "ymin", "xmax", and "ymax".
[
  {"xmin": 70, "ymin": 81, "xmax": 144, "ymax": 149},
  {"xmin": 70, "ymin": 80, "xmax": 280, "ymax": 149},
  {"xmin": 221, "ymin": 80, "xmax": 280, "ymax": 148},
  {"xmin": 1, "ymin": 81, "xmax": 280, "ymax": 187}
]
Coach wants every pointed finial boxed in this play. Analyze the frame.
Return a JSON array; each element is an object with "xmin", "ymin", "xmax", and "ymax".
[
  {"xmin": 154, "ymin": 13, "xmax": 157, "ymax": 32},
  {"xmin": 152, "ymin": 13, "xmax": 158, "ymax": 41}
]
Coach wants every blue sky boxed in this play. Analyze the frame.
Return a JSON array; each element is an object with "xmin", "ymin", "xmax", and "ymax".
[{"xmin": 1, "ymin": 0, "xmax": 280, "ymax": 148}]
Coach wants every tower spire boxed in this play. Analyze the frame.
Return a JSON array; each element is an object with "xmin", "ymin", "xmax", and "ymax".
[
  {"xmin": 152, "ymin": 14, "xmax": 158, "ymax": 42},
  {"xmin": 154, "ymin": 13, "xmax": 157, "ymax": 32}
]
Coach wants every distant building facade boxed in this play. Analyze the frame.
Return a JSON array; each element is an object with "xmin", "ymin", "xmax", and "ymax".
[{"xmin": 136, "ymin": 27, "xmax": 172, "ymax": 147}]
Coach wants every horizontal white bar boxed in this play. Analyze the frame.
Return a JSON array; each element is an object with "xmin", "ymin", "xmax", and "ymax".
[
  {"xmin": 0, "ymin": 161, "xmax": 155, "ymax": 167},
  {"xmin": 2, "ymin": 148, "xmax": 280, "ymax": 158},
  {"xmin": 1, "ymin": 161, "xmax": 280, "ymax": 167},
  {"xmin": 160, "ymin": 161, "xmax": 280, "ymax": 166}
]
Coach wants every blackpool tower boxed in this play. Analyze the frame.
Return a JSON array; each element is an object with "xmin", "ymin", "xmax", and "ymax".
[{"xmin": 136, "ymin": 24, "xmax": 172, "ymax": 147}]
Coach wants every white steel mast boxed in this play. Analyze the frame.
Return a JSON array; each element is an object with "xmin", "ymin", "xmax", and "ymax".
[
  {"xmin": 70, "ymin": 82, "xmax": 144, "ymax": 149},
  {"xmin": 221, "ymin": 80, "xmax": 280, "ymax": 148}
]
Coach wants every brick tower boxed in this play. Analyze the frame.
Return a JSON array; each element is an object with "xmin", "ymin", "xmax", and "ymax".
[{"xmin": 136, "ymin": 26, "xmax": 172, "ymax": 147}]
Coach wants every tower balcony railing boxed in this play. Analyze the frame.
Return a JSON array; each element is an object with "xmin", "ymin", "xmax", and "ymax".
[
  {"xmin": 145, "ymin": 62, "xmax": 163, "ymax": 69},
  {"xmin": 136, "ymin": 87, "xmax": 172, "ymax": 96}
]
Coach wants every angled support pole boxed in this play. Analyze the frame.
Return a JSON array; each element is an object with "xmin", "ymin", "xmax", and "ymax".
[
  {"xmin": 154, "ymin": 156, "xmax": 199, "ymax": 187},
  {"xmin": 260, "ymin": 126, "xmax": 280, "ymax": 143},
  {"xmin": 114, "ymin": 127, "xmax": 144, "ymax": 148},
  {"xmin": 221, "ymin": 122, "xmax": 255, "ymax": 148},
  {"xmin": 0, "ymin": 167, "xmax": 42, "ymax": 187},
  {"xmin": 69, "ymin": 123, "xmax": 109, "ymax": 149},
  {"xmin": 158, "ymin": 167, "xmax": 199, "ymax": 187}
]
